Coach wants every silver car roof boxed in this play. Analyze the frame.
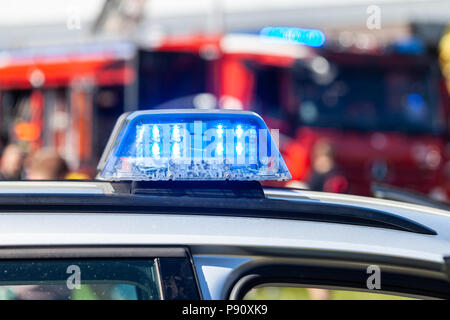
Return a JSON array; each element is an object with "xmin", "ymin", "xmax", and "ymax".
[{"xmin": 0, "ymin": 181, "xmax": 448, "ymax": 265}]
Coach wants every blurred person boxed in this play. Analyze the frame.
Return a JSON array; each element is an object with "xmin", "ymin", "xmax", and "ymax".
[
  {"xmin": 306, "ymin": 140, "xmax": 348, "ymax": 300},
  {"xmin": 0, "ymin": 144, "xmax": 24, "ymax": 180},
  {"xmin": 308, "ymin": 140, "xmax": 348, "ymax": 194},
  {"xmin": 25, "ymin": 148, "xmax": 69, "ymax": 180}
]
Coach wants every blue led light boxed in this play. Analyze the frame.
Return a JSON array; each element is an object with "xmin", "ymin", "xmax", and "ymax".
[
  {"xmin": 236, "ymin": 125, "xmax": 244, "ymax": 138},
  {"xmin": 172, "ymin": 125, "xmax": 181, "ymax": 142},
  {"xmin": 97, "ymin": 110, "xmax": 291, "ymax": 181},
  {"xmin": 216, "ymin": 142, "xmax": 224, "ymax": 156},
  {"xmin": 236, "ymin": 142, "xmax": 244, "ymax": 156},
  {"xmin": 172, "ymin": 142, "xmax": 181, "ymax": 158},
  {"xmin": 217, "ymin": 125, "xmax": 224, "ymax": 138},
  {"xmin": 152, "ymin": 142, "xmax": 160, "ymax": 158},
  {"xmin": 152, "ymin": 125, "xmax": 160, "ymax": 141},
  {"xmin": 260, "ymin": 27, "xmax": 326, "ymax": 47}
]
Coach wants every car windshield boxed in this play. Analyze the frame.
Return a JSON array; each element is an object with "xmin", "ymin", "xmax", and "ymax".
[
  {"xmin": 293, "ymin": 55, "xmax": 443, "ymax": 134},
  {"xmin": 138, "ymin": 51, "xmax": 210, "ymax": 109}
]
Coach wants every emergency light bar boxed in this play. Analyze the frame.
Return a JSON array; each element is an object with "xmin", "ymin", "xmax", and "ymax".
[{"xmin": 97, "ymin": 110, "xmax": 291, "ymax": 181}]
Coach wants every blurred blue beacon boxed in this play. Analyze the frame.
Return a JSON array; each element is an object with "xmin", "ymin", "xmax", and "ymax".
[{"xmin": 260, "ymin": 26, "xmax": 326, "ymax": 47}]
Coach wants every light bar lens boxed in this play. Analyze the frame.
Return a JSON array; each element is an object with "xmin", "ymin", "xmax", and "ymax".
[{"xmin": 98, "ymin": 110, "xmax": 291, "ymax": 181}]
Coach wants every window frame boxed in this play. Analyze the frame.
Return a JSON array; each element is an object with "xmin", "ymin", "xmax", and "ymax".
[{"xmin": 223, "ymin": 260, "xmax": 450, "ymax": 300}]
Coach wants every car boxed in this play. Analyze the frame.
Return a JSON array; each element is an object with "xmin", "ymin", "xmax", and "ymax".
[{"xmin": 0, "ymin": 109, "xmax": 448, "ymax": 301}]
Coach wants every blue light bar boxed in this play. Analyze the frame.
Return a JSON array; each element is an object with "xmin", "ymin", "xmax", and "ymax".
[
  {"xmin": 97, "ymin": 110, "xmax": 291, "ymax": 181},
  {"xmin": 260, "ymin": 27, "xmax": 326, "ymax": 47}
]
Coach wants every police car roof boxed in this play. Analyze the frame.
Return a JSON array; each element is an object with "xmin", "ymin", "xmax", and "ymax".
[
  {"xmin": 0, "ymin": 180, "xmax": 448, "ymax": 266},
  {"xmin": 0, "ymin": 110, "xmax": 448, "ymax": 274}
]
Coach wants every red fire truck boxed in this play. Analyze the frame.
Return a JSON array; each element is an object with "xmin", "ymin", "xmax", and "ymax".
[
  {"xmin": 284, "ymin": 49, "xmax": 449, "ymax": 197},
  {"xmin": 154, "ymin": 33, "xmax": 450, "ymax": 200}
]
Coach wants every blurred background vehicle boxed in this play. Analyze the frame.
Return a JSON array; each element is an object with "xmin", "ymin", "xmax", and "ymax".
[{"xmin": 0, "ymin": 0, "xmax": 448, "ymax": 203}]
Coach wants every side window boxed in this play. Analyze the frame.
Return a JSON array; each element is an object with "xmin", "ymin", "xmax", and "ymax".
[
  {"xmin": 0, "ymin": 259, "xmax": 160, "ymax": 300},
  {"xmin": 0, "ymin": 249, "xmax": 201, "ymax": 300}
]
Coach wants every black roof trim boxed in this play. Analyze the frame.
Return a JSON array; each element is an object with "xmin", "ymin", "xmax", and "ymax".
[
  {"xmin": 0, "ymin": 246, "xmax": 188, "ymax": 259},
  {"xmin": 0, "ymin": 193, "xmax": 437, "ymax": 235}
]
